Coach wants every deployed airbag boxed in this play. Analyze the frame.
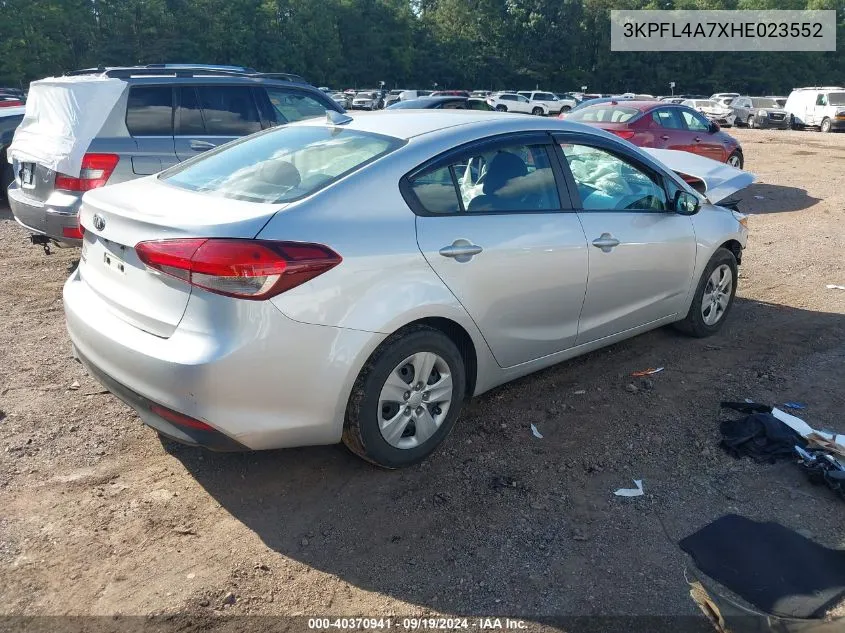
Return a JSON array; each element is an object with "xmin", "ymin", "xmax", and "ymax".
[{"xmin": 7, "ymin": 75, "xmax": 127, "ymax": 177}]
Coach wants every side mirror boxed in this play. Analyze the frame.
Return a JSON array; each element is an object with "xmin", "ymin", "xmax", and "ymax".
[
  {"xmin": 708, "ymin": 121, "xmax": 720, "ymax": 133},
  {"xmin": 674, "ymin": 190, "xmax": 700, "ymax": 216}
]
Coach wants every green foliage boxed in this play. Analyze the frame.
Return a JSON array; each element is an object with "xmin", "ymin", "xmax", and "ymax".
[{"xmin": 0, "ymin": 0, "xmax": 842, "ymax": 94}]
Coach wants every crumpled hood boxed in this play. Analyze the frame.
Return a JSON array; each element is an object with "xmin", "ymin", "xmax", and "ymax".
[{"xmin": 644, "ymin": 148, "xmax": 755, "ymax": 203}]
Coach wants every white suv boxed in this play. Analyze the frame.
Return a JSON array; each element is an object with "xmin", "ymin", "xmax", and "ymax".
[
  {"xmin": 487, "ymin": 93, "xmax": 534, "ymax": 114},
  {"xmin": 515, "ymin": 91, "xmax": 574, "ymax": 115}
]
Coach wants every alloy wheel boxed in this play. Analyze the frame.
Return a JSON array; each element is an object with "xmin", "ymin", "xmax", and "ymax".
[
  {"xmin": 701, "ymin": 264, "xmax": 733, "ymax": 326},
  {"xmin": 377, "ymin": 352, "xmax": 453, "ymax": 449}
]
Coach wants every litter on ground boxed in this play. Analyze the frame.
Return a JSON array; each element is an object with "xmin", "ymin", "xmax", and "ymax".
[{"xmin": 614, "ymin": 479, "xmax": 644, "ymax": 497}]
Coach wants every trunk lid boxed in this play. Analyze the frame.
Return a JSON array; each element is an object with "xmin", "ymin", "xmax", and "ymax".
[
  {"xmin": 643, "ymin": 148, "xmax": 755, "ymax": 203},
  {"xmin": 78, "ymin": 177, "xmax": 285, "ymax": 337}
]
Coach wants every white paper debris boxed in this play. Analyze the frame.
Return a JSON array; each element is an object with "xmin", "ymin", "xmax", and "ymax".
[
  {"xmin": 530, "ymin": 424, "xmax": 543, "ymax": 439},
  {"xmin": 772, "ymin": 407, "xmax": 815, "ymax": 438},
  {"xmin": 754, "ymin": 195, "xmax": 765, "ymax": 200},
  {"xmin": 826, "ymin": 284, "xmax": 845, "ymax": 290},
  {"xmin": 614, "ymin": 479, "xmax": 644, "ymax": 497}
]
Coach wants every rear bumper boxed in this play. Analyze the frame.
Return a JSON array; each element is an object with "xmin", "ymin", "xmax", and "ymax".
[
  {"xmin": 63, "ymin": 268, "xmax": 384, "ymax": 451},
  {"xmin": 8, "ymin": 183, "xmax": 83, "ymax": 246}
]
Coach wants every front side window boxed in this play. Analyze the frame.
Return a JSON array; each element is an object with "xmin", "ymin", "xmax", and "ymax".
[
  {"xmin": 126, "ymin": 86, "xmax": 173, "ymax": 136},
  {"xmin": 162, "ymin": 126, "xmax": 403, "ymax": 203},
  {"xmin": 681, "ymin": 109, "xmax": 709, "ymax": 131},
  {"xmin": 560, "ymin": 144, "xmax": 667, "ymax": 212},
  {"xmin": 408, "ymin": 143, "xmax": 561, "ymax": 214},
  {"xmin": 195, "ymin": 86, "xmax": 261, "ymax": 135},
  {"xmin": 816, "ymin": 94, "xmax": 827, "ymax": 106},
  {"xmin": 517, "ymin": 95, "xmax": 529, "ymax": 103},
  {"xmin": 266, "ymin": 88, "xmax": 330, "ymax": 124}
]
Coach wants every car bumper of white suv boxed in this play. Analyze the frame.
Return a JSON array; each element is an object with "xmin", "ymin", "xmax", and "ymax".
[
  {"xmin": 8, "ymin": 183, "xmax": 83, "ymax": 246},
  {"xmin": 63, "ymin": 267, "xmax": 385, "ymax": 451}
]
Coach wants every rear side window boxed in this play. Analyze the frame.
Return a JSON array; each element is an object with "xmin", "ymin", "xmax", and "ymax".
[
  {"xmin": 266, "ymin": 88, "xmax": 331, "ymax": 124},
  {"xmin": 568, "ymin": 106, "xmax": 640, "ymax": 123},
  {"xmin": 162, "ymin": 126, "xmax": 403, "ymax": 203},
  {"xmin": 126, "ymin": 86, "xmax": 173, "ymax": 136},
  {"xmin": 194, "ymin": 86, "xmax": 261, "ymax": 136},
  {"xmin": 652, "ymin": 108, "xmax": 684, "ymax": 129},
  {"xmin": 178, "ymin": 87, "xmax": 205, "ymax": 135}
]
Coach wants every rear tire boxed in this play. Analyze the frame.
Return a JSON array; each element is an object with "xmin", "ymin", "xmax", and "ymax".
[
  {"xmin": 342, "ymin": 326, "xmax": 466, "ymax": 469},
  {"xmin": 674, "ymin": 248, "xmax": 738, "ymax": 338},
  {"xmin": 747, "ymin": 115, "xmax": 755, "ymax": 129},
  {"xmin": 561, "ymin": 105, "xmax": 571, "ymax": 113},
  {"xmin": 531, "ymin": 107, "xmax": 544, "ymax": 116},
  {"xmin": 496, "ymin": 105, "xmax": 507, "ymax": 112},
  {"xmin": 820, "ymin": 118, "xmax": 832, "ymax": 133}
]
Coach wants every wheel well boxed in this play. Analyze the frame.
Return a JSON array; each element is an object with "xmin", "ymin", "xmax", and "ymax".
[
  {"xmin": 400, "ymin": 317, "xmax": 478, "ymax": 399},
  {"xmin": 720, "ymin": 239, "xmax": 743, "ymax": 265}
]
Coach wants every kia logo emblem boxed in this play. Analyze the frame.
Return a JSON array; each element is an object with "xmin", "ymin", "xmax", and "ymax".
[{"xmin": 92, "ymin": 214, "xmax": 106, "ymax": 231}]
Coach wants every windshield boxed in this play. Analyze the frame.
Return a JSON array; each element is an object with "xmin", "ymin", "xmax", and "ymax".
[
  {"xmin": 161, "ymin": 126, "xmax": 404, "ymax": 203},
  {"xmin": 828, "ymin": 93, "xmax": 845, "ymax": 106},
  {"xmin": 697, "ymin": 100, "xmax": 717, "ymax": 108},
  {"xmin": 355, "ymin": 92, "xmax": 375, "ymax": 99},
  {"xmin": 751, "ymin": 98, "xmax": 778, "ymax": 109},
  {"xmin": 568, "ymin": 105, "xmax": 640, "ymax": 123}
]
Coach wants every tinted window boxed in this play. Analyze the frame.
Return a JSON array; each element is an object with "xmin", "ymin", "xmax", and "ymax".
[
  {"xmin": 829, "ymin": 93, "xmax": 845, "ymax": 106},
  {"xmin": 126, "ymin": 86, "xmax": 173, "ymax": 136},
  {"xmin": 750, "ymin": 98, "xmax": 777, "ymax": 108},
  {"xmin": 560, "ymin": 144, "xmax": 667, "ymax": 212},
  {"xmin": 163, "ymin": 126, "xmax": 402, "ymax": 203},
  {"xmin": 441, "ymin": 100, "xmax": 467, "ymax": 109},
  {"xmin": 467, "ymin": 99, "xmax": 493, "ymax": 111},
  {"xmin": 538, "ymin": 93, "xmax": 556, "ymax": 100},
  {"xmin": 568, "ymin": 106, "xmax": 640, "ymax": 123},
  {"xmin": 502, "ymin": 95, "xmax": 516, "ymax": 101},
  {"xmin": 178, "ymin": 87, "xmax": 205, "ymax": 135},
  {"xmin": 409, "ymin": 143, "xmax": 561, "ymax": 214},
  {"xmin": 651, "ymin": 108, "xmax": 684, "ymax": 129},
  {"xmin": 681, "ymin": 109, "xmax": 709, "ymax": 131},
  {"xmin": 195, "ymin": 86, "xmax": 261, "ymax": 136},
  {"xmin": 409, "ymin": 166, "xmax": 461, "ymax": 214},
  {"xmin": 266, "ymin": 88, "xmax": 330, "ymax": 123}
]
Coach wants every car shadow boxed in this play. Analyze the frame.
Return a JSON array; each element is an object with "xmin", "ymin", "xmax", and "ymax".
[
  {"xmin": 733, "ymin": 183, "xmax": 820, "ymax": 214},
  {"xmin": 166, "ymin": 298, "xmax": 845, "ymax": 620},
  {"xmin": 0, "ymin": 201, "xmax": 13, "ymax": 221}
]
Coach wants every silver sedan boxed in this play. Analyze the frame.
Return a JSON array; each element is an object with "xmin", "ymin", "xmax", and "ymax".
[{"xmin": 64, "ymin": 111, "xmax": 750, "ymax": 468}]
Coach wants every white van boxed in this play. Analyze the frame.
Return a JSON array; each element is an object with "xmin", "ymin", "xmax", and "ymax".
[{"xmin": 784, "ymin": 87, "xmax": 845, "ymax": 132}]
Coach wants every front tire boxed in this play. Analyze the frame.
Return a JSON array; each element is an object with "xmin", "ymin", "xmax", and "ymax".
[
  {"xmin": 674, "ymin": 248, "xmax": 738, "ymax": 338},
  {"xmin": 531, "ymin": 107, "xmax": 544, "ymax": 116},
  {"xmin": 727, "ymin": 150, "xmax": 743, "ymax": 169},
  {"xmin": 747, "ymin": 115, "xmax": 755, "ymax": 129},
  {"xmin": 820, "ymin": 117, "xmax": 832, "ymax": 133},
  {"xmin": 342, "ymin": 326, "xmax": 466, "ymax": 468},
  {"xmin": 496, "ymin": 105, "xmax": 507, "ymax": 112}
]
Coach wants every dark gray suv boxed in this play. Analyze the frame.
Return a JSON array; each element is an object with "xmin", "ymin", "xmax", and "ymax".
[{"xmin": 7, "ymin": 65, "xmax": 342, "ymax": 249}]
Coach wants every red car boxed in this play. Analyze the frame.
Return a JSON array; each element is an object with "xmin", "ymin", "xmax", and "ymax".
[{"xmin": 563, "ymin": 100, "xmax": 744, "ymax": 168}]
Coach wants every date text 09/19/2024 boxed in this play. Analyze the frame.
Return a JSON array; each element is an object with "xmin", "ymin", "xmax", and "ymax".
[{"xmin": 307, "ymin": 618, "xmax": 528, "ymax": 630}]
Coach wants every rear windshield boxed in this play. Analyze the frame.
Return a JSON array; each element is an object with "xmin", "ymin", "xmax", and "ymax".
[
  {"xmin": 161, "ymin": 125, "xmax": 404, "ymax": 203},
  {"xmin": 568, "ymin": 105, "xmax": 640, "ymax": 123}
]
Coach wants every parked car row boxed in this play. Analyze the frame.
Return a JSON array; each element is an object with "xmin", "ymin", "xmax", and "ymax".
[{"xmin": 564, "ymin": 100, "xmax": 744, "ymax": 169}]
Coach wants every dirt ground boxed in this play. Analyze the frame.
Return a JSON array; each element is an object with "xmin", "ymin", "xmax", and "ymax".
[{"xmin": 1, "ymin": 128, "xmax": 844, "ymax": 631}]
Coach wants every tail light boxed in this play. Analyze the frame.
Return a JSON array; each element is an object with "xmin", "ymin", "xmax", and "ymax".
[
  {"xmin": 55, "ymin": 153, "xmax": 119, "ymax": 191},
  {"xmin": 609, "ymin": 129, "xmax": 636, "ymax": 140},
  {"xmin": 62, "ymin": 225, "xmax": 84, "ymax": 240},
  {"xmin": 135, "ymin": 238, "xmax": 342, "ymax": 300}
]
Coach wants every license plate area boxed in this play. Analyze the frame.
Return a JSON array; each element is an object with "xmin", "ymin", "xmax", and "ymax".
[
  {"xmin": 102, "ymin": 248, "xmax": 127, "ymax": 275},
  {"xmin": 19, "ymin": 162, "xmax": 35, "ymax": 188}
]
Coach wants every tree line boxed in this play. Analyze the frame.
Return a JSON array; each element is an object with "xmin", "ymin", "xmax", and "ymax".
[{"xmin": 1, "ymin": 0, "xmax": 843, "ymax": 96}]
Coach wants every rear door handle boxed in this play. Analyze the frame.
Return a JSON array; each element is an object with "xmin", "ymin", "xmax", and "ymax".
[
  {"xmin": 694, "ymin": 137, "xmax": 702, "ymax": 142},
  {"xmin": 661, "ymin": 135, "xmax": 670, "ymax": 141},
  {"xmin": 439, "ymin": 240, "xmax": 483, "ymax": 262},
  {"xmin": 190, "ymin": 140, "xmax": 217, "ymax": 151},
  {"xmin": 592, "ymin": 233, "xmax": 620, "ymax": 253}
]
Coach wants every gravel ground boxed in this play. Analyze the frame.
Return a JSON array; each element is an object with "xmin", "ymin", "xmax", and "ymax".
[{"xmin": 0, "ymin": 128, "xmax": 844, "ymax": 631}]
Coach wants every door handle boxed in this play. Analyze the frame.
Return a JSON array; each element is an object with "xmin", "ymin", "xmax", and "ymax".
[
  {"xmin": 592, "ymin": 233, "xmax": 620, "ymax": 253},
  {"xmin": 694, "ymin": 137, "xmax": 702, "ymax": 142},
  {"xmin": 661, "ymin": 135, "xmax": 670, "ymax": 141},
  {"xmin": 439, "ymin": 239, "xmax": 483, "ymax": 262},
  {"xmin": 190, "ymin": 140, "xmax": 217, "ymax": 151}
]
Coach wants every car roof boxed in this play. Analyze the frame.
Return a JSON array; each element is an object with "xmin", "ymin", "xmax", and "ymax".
[
  {"xmin": 578, "ymin": 99, "xmax": 662, "ymax": 111},
  {"xmin": 293, "ymin": 110, "xmax": 615, "ymax": 141}
]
